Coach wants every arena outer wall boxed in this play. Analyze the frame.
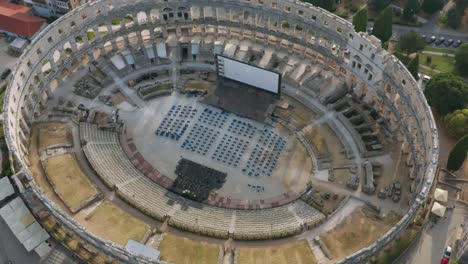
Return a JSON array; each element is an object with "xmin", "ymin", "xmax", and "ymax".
[{"xmin": 3, "ymin": 0, "xmax": 439, "ymax": 263}]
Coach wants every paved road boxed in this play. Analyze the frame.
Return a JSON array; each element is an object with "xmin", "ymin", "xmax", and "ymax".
[
  {"xmin": 401, "ymin": 205, "xmax": 465, "ymax": 264},
  {"xmin": 0, "ymin": 216, "xmax": 40, "ymax": 264}
]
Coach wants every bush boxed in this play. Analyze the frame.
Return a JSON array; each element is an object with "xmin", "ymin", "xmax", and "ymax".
[
  {"xmin": 444, "ymin": 109, "xmax": 468, "ymax": 138},
  {"xmin": 447, "ymin": 135, "xmax": 468, "ymax": 171},
  {"xmin": 424, "ymin": 73, "xmax": 468, "ymax": 115}
]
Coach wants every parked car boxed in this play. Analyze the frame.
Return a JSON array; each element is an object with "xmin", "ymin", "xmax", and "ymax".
[
  {"xmin": 1, "ymin": 68, "xmax": 11, "ymax": 80},
  {"xmin": 435, "ymin": 37, "xmax": 445, "ymax": 45},
  {"xmin": 453, "ymin": 39, "xmax": 463, "ymax": 48},
  {"xmin": 445, "ymin": 39, "xmax": 454, "ymax": 47},
  {"xmin": 440, "ymin": 246, "xmax": 451, "ymax": 264},
  {"xmin": 422, "ymin": 75, "xmax": 431, "ymax": 82},
  {"xmin": 427, "ymin": 35, "xmax": 436, "ymax": 44}
]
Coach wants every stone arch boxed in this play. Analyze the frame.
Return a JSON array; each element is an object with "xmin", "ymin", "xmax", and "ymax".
[
  {"xmin": 49, "ymin": 79, "xmax": 59, "ymax": 94},
  {"xmin": 137, "ymin": 11, "xmax": 148, "ymax": 24},
  {"xmin": 104, "ymin": 41, "xmax": 113, "ymax": 53},
  {"xmin": 92, "ymin": 47, "xmax": 101, "ymax": 60},
  {"xmin": 150, "ymin": 9, "xmax": 160, "ymax": 22},
  {"xmin": 115, "ymin": 36, "xmax": 126, "ymax": 50},
  {"xmin": 98, "ymin": 23, "xmax": 109, "ymax": 36},
  {"xmin": 52, "ymin": 50, "xmax": 61, "ymax": 63},
  {"xmin": 141, "ymin": 29, "xmax": 151, "ymax": 42}
]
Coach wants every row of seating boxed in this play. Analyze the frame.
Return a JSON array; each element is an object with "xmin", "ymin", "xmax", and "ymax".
[
  {"xmin": 198, "ymin": 108, "xmax": 229, "ymax": 129},
  {"xmin": 83, "ymin": 142, "xmax": 139, "ymax": 188},
  {"xmin": 80, "ymin": 123, "xmax": 118, "ymax": 143},
  {"xmin": 212, "ymin": 134, "xmax": 248, "ymax": 167},
  {"xmin": 80, "ymin": 123, "xmax": 326, "ymax": 240},
  {"xmin": 181, "ymin": 124, "xmax": 220, "ymax": 156}
]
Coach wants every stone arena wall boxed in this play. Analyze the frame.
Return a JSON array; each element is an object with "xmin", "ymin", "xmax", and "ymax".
[{"xmin": 3, "ymin": 0, "xmax": 438, "ymax": 263}]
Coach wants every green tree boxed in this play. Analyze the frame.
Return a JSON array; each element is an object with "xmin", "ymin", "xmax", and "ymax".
[
  {"xmin": 372, "ymin": 6, "xmax": 393, "ymax": 43},
  {"xmin": 303, "ymin": 0, "xmax": 335, "ymax": 11},
  {"xmin": 407, "ymin": 55, "xmax": 420, "ymax": 80},
  {"xmin": 444, "ymin": 109, "xmax": 468, "ymax": 138},
  {"xmin": 447, "ymin": 135, "xmax": 468, "ymax": 171},
  {"xmin": 369, "ymin": 0, "xmax": 391, "ymax": 11},
  {"xmin": 455, "ymin": 43, "xmax": 468, "ymax": 76},
  {"xmin": 403, "ymin": 0, "xmax": 420, "ymax": 21},
  {"xmin": 421, "ymin": 0, "xmax": 444, "ymax": 14},
  {"xmin": 424, "ymin": 73, "xmax": 468, "ymax": 115},
  {"xmin": 352, "ymin": 8, "xmax": 368, "ymax": 32},
  {"xmin": 398, "ymin": 31, "xmax": 426, "ymax": 55},
  {"xmin": 447, "ymin": 7, "xmax": 463, "ymax": 29}
]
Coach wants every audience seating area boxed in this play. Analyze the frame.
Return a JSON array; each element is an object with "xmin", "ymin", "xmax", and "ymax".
[
  {"xmin": 243, "ymin": 128, "xmax": 286, "ymax": 177},
  {"xmin": 212, "ymin": 134, "xmax": 249, "ymax": 167},
  {"xmin": 227, "ymin": 119, "xmax": 256, "ymax": 139},
  {"xmin": 198, "ymin": 108, "xmax": 229, "ymax": 129},
  {"xmin": 79, "ymin": 122, "xmax": 325, "ymax": 240},
  {"xmin": 181, "ymin": 124, "xmax": 220, "ymax": 156},
  {"xmin": 155, "ymin": 105, "xmax": 197, "ymax": 141}
]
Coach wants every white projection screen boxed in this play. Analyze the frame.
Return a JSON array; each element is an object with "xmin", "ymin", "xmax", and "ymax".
[{"xmin": 216, "ymin": 55, "xmax": 281, "ymax": 94}]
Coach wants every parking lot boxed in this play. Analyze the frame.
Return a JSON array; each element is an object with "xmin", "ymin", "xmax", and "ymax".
[{"xmin": 0, "ymin": 35, "xmax": 18, "ymax": 82}]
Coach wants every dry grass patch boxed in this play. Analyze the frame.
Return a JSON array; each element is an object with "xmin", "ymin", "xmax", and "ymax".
[
  {"xmin": 39, "ymin": 123, "xmax": 72, "ymax": 150},
  {"xmin": 237, "ymin": 240, "xmax": 316, "ymax": 264},
  {"xmin": 185, "ymin": 80, "xmax": 212, "ymax": 91},
  {"xmin": 43, "ymin": 153, "xmax": 99, "ymax": 213},
  {"xmin": 159, "ymin": 234, "xmax": 220, "ymax": 264},
  {"xmin": 80, "ymin": 201, "xmax": 150, "ymax": 246},
  {"xmin": 321, "ymin": 207, "xmax": 400, "ymax": 260},
  {"xmin": 304, "ymin": 128, "xmax": 329, "ymax": 157}
]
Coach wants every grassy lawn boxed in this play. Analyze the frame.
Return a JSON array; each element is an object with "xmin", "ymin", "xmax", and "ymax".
[
  {"xmin": 321, "ymin": 208, "xmax": 400, "ymax": 261},
  {"xmin": 140, "ymin": 83, "xmax": 172, "ymax": 96},
  {"xmin": 38, "ymin": 123, "xmax": 72, "ymax": 150},
  {"xmin": 418, "ymin": 66, "xmax": 438, "ymax": 76},
  {"xmin": 377, "ymin": 226, "xmax": 420, "ymax": 264},
  {"xmin": 237, "ymin": 240, "xmax": 316, "ymax": 264},
  {"xmin": 159, "ymin": 234, "xmax": 219, "ymax": 264},
  {"xmin": 81, "ymin": 201, "xmax": 150, "ymax": 246},
  {"xmin": 423, "ymin": 46, "xmax": 456, "ymax": 54},
  {"xmin": 0, "ymin": 83, "xmax": 7, "ymax": 111},
  {"xmin": 419, "ymin": 53, "xmax": 457, "ymax": 74},
  {"xmin": 44, "ymin": 154, "xmax": 100, "ymax": 213}
]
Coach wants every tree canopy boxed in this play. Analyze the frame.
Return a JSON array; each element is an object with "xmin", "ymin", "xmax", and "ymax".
[
  {"xmin": 398, "ymin": 31, "xmax": 426, "ymax": 55},
  {"xmin": 369, "ymin": 0, "xmax": 391, "ymax": 11},
  {"xmin": 403, "ymin": 0, "xmax": 420, "ymax": 21},
  {"xmin": 407, "ymin": 55, "xmax": 419, "ymax": 80},
  {"xmin": 424, "ymin": 73, "xmax": 468, "ymax": 115},
  {"xmin": 447, "ymin": 135, "xmax": 468, "ymax": 171},
  {"xmin": 455, "ymin": 43, "xmax": 468, "ymax": 76},
  {"xmin": 352, "ymin": 7, "xmax": 368, "ymax": 32},
  {"xmin": 444, "ymin": 109, "xmax": 468, "ymax": 138},
  {"xmin": 372, "ymin": 6, "xmax": 393, "ymax": 43},
  {"xmin": 421, "ymin": 0, "xmax": 444, "ymax": 14},
  {"xmin": 303, "ymin": 0, "xmax": 335, "ymax": 11}
]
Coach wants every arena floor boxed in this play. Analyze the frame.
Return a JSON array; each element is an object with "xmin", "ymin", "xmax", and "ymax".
[{"xmin": 123, "ymin": 93, "xmax": 313, "ymax": 201}]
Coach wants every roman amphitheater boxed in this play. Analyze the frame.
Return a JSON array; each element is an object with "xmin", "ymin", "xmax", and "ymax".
[{"xmin": 2, "ymin": 0, "xmax": 439, "ymax": 263}]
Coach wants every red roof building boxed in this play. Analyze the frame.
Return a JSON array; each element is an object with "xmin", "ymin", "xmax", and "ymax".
[{"xmin": 0, "ymin": 2, "xmax": 46, "ymax": 38}]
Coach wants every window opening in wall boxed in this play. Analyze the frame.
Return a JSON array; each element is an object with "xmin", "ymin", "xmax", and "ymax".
[
  {"xmin": 358, "ymin": 63, "xmax": 362, "ymax": 69},
  {"xmin": 359, "ymin": 44, "xmax": 363, "ymax": 51},
  {"xmin": 298, "ymin": 10, "xmax": 303, "ymax": 16},
  {"xmin": 272, "ymin": 2, "xmax": 277, "ymax": 8},
  {"xmin": 312, "ymin": 15, "xmax": 317, "ymax": 21}
]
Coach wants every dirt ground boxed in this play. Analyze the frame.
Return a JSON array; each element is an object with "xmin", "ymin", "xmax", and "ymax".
[
  {"xmin": 185, "ymin": 80, "xmax": 213, "ymax": 91},
  {"xmin": 43, "ymin": 153, "xmax": 100, "ymax": 213},
  {"xmin": 276, "ymin": 138, "xmax": 313, "ymax": 194},
  {"xmin": 315, "ymin": 124, "xmax": 350, "ymax": 166},
  {"xmin": 304, "ymin": 128, "xmax": 329, "ymax": 157},
  {"xmin": 111, "ymin": 92, "xmax": 126, "ymax": 105},
  {"xmin": 320, "ymin": 207, "xmax": 401, "ymax": 261},
  {"xmin": 28, "ymin": 127, "xmax": 70, "ymax": 213},
  {"xmin": 38, "ymin": 122, "xmax": 73, "ymax": 150},
  {"xmin": 75, "ymin": 201, "xmax": 150, "ymax": 246},
  {"xmin": 158, "ymin": 233, "xmax": 220, "ymax": 264},
  {"xmin": 274, "ymin": 95, "xmax": 315, "ymax": 130},
  {"xmin": 237, "ymin": 240, "xmax": 317, "ymax": 264}
]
